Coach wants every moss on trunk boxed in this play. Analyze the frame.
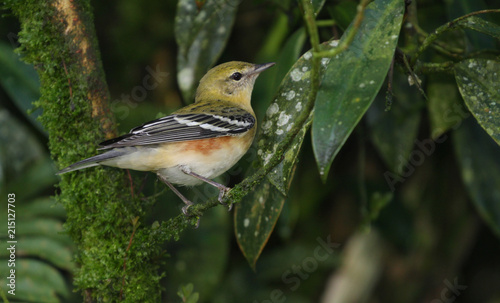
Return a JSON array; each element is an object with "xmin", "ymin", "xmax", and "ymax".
[{"xmin": 4, "ymin": 0, "xmax": 164, "ymax": 301}]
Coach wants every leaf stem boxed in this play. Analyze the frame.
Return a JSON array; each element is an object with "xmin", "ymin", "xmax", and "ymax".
[
  {"xmin": 312, "ymin": 0, "xmax": 371, "ymax": 58},
  {"xmin": 412, "ymin": 9, "xmax": 500, "ymax": 65}
]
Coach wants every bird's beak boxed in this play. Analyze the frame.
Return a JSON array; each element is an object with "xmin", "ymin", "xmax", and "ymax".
[{"xmin": 251, "ymin": 62, "xmax": 276, "ymax": 75}]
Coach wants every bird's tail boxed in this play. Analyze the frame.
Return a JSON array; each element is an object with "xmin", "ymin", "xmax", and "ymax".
[{"xmin": 57, "ymin": 149, "xmax": 128, "ymax": 175}]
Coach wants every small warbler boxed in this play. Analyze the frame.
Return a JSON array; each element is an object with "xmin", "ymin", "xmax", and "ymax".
[{"xmin": 58, "ymin": 61, "xmax": 275, "ymax": 213}]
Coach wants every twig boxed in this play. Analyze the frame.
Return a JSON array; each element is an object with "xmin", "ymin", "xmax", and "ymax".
[
  {"xmin": 412, "ymin": 9, "xmax": 500, "ymax": 65},
  {"xmin": 312, "ymin": 0, "xmax": 371, "ymax": 58},
  {"xmin": 119, "ymin": 217, "xmax": 140, "ymax": 300},
  {"xmin": 62, "ymin": 59, "xmax": 73, "ymax": 100},
  {"xmin": 385, "ymin": 56, "xmax": 395, "ymax": 111}
]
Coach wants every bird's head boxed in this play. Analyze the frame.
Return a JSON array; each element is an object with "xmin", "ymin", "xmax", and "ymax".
[{"xmin": 195, "ymin": 61, "xmax": 275, "ymax": 111}]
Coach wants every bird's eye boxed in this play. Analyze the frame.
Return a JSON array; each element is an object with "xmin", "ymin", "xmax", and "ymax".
[{"xmin": 230, "ymin": 72, "xmax": 243, "ymax": 81}]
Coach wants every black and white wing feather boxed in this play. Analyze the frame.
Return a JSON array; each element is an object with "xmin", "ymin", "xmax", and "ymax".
[{"xmin": 98, "ymin": 109, "xmax": 255, "ymax": 150}]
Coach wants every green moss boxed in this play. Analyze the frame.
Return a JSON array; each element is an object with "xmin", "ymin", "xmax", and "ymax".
[{"xmin": 3, "ymin": 0, "xmax": 166, "ymax": 301}]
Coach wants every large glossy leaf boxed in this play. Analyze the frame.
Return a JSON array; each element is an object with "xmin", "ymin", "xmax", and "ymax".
[
  {"xmin": 0, "ymin": 42, "xmax": 43, "ymax": 134},
  {"xmin": 453, "ymin": 118, "xmax": 500, "ymax": 236},
  {"xmin": 175, "ymin": 0, "xmax": 238, "ymax": 102},
  {"xmin": 235, "ymin": 180, "xmax": 286, "ymax": 269},
  {"xmin": 454, "ymin": 59, "xmax": 500, "ymax": 145},
  {"xmin": 235, "ymin": 42, "xmax": 335, "ymax": 267},
  {"xmin": 312, "ymin": 0, "xmax": 405, "ymax": 180},
  {"xmin": 366, "ymin": 70, "xmax": 422, "ymax": 176}
]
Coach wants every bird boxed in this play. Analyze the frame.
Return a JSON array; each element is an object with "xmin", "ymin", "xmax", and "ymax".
[{"xmin": 57, "ymin": 61, "xmax": 275, "ymax": 214}]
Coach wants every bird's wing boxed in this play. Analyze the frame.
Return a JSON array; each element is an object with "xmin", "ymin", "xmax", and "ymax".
[{"xmin": 98, "ymin": 109, "xmax": 255, "ymax": 149}]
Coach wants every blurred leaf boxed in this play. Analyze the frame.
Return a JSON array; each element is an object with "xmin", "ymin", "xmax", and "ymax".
[
  {"xmin": 427, "ymin": 74, "xmax": 464, "ymax": 139},
  {"xmin": 453, "ymin": 118, "xmax": 500, "ymax": 236},
  {"xmin": 0, "ymin": 109, "xmax": 46, "ymax": 185},
  {"xmin": 0, "ymin": 41, "xmax": 43, "ymax": 134},
  {"xmin": 456, "ymin": 16, "xmax": 500, "ymax": 40},
  {"xmin": 0, "ymin": 237, "xmax": 74, "ymax": 271},
  {"xmin": 366, "ymin": 70, "xmax": 422, "ymax": 175},
  {"xmin": 0, "ymin": 216, "xmax": 72, "ymax": 246},
  {"xmin": 254, "ymin": 27, "xmax": 307, "ymax": 120},
  {"xmin": 255, "ymin": 13, "xmax": 289, "ymax": 63},
  {"xmin": 445, "ymin": 0, "xmax": 496, "ymax": 49},
  {"xmin": 166, "ymin": 206, "xmax": 229, "ymax": 302},
  {"xmin": 271, "ymin": 28, "xmax": 307, "ymax": 97},
  {"xmin": 0, "ymin": 259, "xmax": 69, "ymax": 302},
  {"xmin": 16, "ymin": 197, "xmax": 66, "ymax": 219},
  {"xmin": 7, "ymin": 155, "xmax": 57, "ymax": 199},
  {"xmin": 0, "ymin": 217, "xmax": 62, "ymax": 237},
  {"xmin": 256, "ymin": 240, "xmax": 339, "ymax": 281},
  {"xmin": 312, "ymin": 0, "xmax": 405, "ymax": 181},
  {"xmin": 454, "ymin": 59, "xmax": 500, "ymax": 145},
  {"xmin": 177, "ymin": 283, "xmax": 200, "ymax": 303},
  {"xmin": 175, "ymin": 0, "xmax": 239, "ymax": 102},
  {"xmin": 312, "ymin": 0, "xmax": 326, "ymax": 15},
  {"xmin": 235, "ymin": 41, "xmax": 335, "ymax": 267},
  {"xmin": 328, "ymin": 1, "xmax": 358, "ymax": 31}
]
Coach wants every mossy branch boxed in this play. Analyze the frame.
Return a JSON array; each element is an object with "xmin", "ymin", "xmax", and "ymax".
[{"xmin": 4, "ymin": 0, "xmax": 164, "ymax": 301}]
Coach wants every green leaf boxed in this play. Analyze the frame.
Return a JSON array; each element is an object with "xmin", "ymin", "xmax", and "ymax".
[
  {"xmin": 312, "ymin": 0, "xmax": 405, "ymax": 181},
  {"xmin": 177, "ymin": 283, "xmax": 200, "ymax": 303},
  {"xmin": 446, "ymin": 0, "xmax": 496, "ymax": 49},
  {"xmin": 0, "ymin": 217, "xmax": 63, "ymax": 238},
  {"xmin": 456, "ymin": 16, "xmax": 500, "ymax": 40},
  {"xmin": 0, "ymin": 41, "xmax": 43, "ymax": 134},
  {"xmin": 253, "ymin": 27, "xmax": 307, "ymax": 120},
  {"xmin": 17, "ymin": 197, "xmax": 67, "ymax": 220},
  {"xmin": 235, "ymin": 180, "xmax": 285, "ymax": 269},
  {"xmin": 427, "ymin": 74, "xmax": 465, "ymax": 139},
  {"xmin": 175, "ymin": 0, "xmax": 239, "ymax": 102},
  {"xmin": 235, "ymin": 41, "xmax": 335, "ymax": 267},
  {"xmin": 258, "ymin": 41, "xmax": 333, "ymax": 194},
  {"xmin": 454, "ymin": 59, "xmax": 500, "ymax": 145},
  {"xmin": 0, "ymin": 237, "xmax": 74, "ymax": 271},
  {"xmin": 270, "ymin": 28, "xmax": 307, "ymax": 103},
  {"xmin": 0, "ymin": 259, "xmax": 70, "ymax": 302},
  {"xmin": 453, "ymin": 118, "xmax": 500, "ymax": 236},
  {"xmin": 0, "ymin": 109, "xmax": 46, "ymax": 185},
  {"xmin": 6, "ymin": 156, "xmax": 57, "ymax": 200},
  {"xmin": 366, "ymin": 70, "xmax": 422, "ymax": 175}
]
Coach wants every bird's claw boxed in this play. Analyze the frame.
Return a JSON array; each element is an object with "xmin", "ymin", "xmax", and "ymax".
[
  {"xmin": 181, "ymin": 204, "xmax": 201, "ymax": 228},
  {"xmin": 218, "ymin": 187, "xmax": 233, "ymax": 211}
]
